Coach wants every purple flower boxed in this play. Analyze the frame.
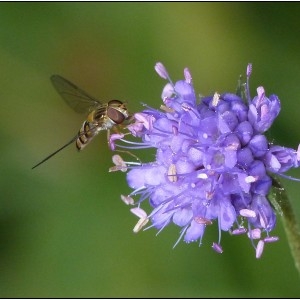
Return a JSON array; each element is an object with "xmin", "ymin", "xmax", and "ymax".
[{"xmin": 110, "ymin": 63, "xmax": 300, "ymax": 258}]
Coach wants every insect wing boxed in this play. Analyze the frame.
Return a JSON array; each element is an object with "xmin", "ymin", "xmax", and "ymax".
[{"xmin": 51, "ymin": 75, "xmax": 102, "ymax": 114}]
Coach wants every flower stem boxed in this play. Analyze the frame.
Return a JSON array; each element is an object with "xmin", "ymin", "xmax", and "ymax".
[
  {"xmin": 280, "ymin": 192, "xmax": 300, "ymax": 277},
  {"xmin": 270, "ymin": 176, "xmax": 300, "ymax": 276}
]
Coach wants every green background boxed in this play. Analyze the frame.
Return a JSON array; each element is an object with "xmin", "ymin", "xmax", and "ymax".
[{"xmin": 1, "ymin": 2, "xmax": 300, "ymax": 297}]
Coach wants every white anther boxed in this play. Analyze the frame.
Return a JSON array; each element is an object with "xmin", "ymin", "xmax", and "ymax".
[
  {"xmin": 255, "ymin": 240, "xmax": 264, "ymax": 259},
  {"xmin": 121, "ymin": 195, "xmax": 134, "ymax": 205},
  {"xmin": 167, "ymin": 164, "xmax": 177, "ymax": 182},
  {"xmin": 212, "ymin": 92, "xmax": 220, "ymax": 107},
  {"xmin": 133, "ymin": 217, "xmax": 149, "ymax": 233},
  {"xmin": 240, "ymin": 209, "xmax": 256, "ymax": 218},
  {"xmin": 130, "ymin": 207, "xmax": 147, "ymax": 219}
]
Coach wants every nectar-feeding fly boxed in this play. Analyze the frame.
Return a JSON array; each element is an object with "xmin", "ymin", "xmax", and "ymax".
[{"xmin": 32, "ymin": 75, "xmax": 131, "ymax": 169}]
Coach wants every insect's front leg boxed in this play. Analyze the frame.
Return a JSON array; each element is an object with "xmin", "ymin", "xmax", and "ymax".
[{"xmin": 106, "ymin": 129, "xmax": 111, "ymax": 147}]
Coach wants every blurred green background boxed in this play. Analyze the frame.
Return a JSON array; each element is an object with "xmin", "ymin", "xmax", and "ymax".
[{"xmin": 1, "ymin": 2, "xmax": 300, "ymax": 297}]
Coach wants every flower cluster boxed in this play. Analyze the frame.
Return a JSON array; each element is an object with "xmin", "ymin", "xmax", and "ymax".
[{"xmin": 110, "ymin": 63, "xmax": 300, "ymax": 258}]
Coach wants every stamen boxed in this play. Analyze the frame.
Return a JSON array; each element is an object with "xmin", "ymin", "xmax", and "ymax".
[
  {"xmin": 246, "ymin": 63, "xmax": 252, "ymax": 77},
  {"xmin": 111, "ymin": 154, "xmax": 127, "ymax": 172},
  {"xmin": 172, "ymin": 125, "xmax": 178, "ymax": 135},
  {"xmin": 247, "ymin": 228, "xmax": 261, "ymax": 239},
  {"xmin": 155, "ymin": 62, "xmax": 170, "ymax": 81},
  {"xmin": 173, "ymin": 226, "xmax": 188, "ymax": 248},
  {"xmin": 212, "ymin": 92, "xmax": 220, "ymax": 107},
  {"xmin": 154, "ymin": 219, "xmax": 171, "ymax": 235},
  {"xmin": 167, "ymin": 164, "xmax": 178, "ymax": 182},
  {"xmin": 246, "ymin": 63, "xmax": 252, "ymax": 104},
  {"xmin": 245, "ymin": 175, "xmax": 257, "ymax": 183},
  {"xmin": 160, "ymin": 104, "xmax": 175, "ymax": 113},
  {"xmin": 275, "ymin": 173, "xmax": 300, "ymax": 182},
  {"xmin": 231, "ymin": 227, "xmax": 247, "ymax": 235},
  {"xmin": 264, "ymin": 236, "xmax": 279, "ymax": 243},
  {"xmin": 194, "ymin": 216, "xmax": 213, "ymax": 225},
  {"xmin": 121, "ymin": 194, "xmax": 134, "ymax": 205},
  {"xmin": 240, "ymin": 209, "xmax": 256, "ymax": 218},
  {"xmin": 256, "ymin": 86, "xmax": 265, "ymax": 107},
  {"xmin": 117, "ymin": 138, "xmax": 152, "ymax": 146},
  {"xmin": 133, "ymin": 217, "xmax": 149, "ymax": 233},
  {"xmin": 259, "ymin": 211, "xmax": 267, "ymax": 229},
  {"xmin": 115, "ymin": 143, "xmax": 152, "ymax": 150},
  {"xmin": 197, "ymin": 173, "xmax": 208, "ymax": 179},
  {"xmin": 184, "ymin": 67, "xmax": 192, "ymax": 84},
  {"xmin": 212, "ymin": 242, "xmax": 223, "ymax": 254},
  {"xmin": 109, "ymin": 165, "xmax": 126, "ymax": 172},
  {"xmin": 255, "ymin": 240, "xmax": 264, "ymax": 259},
  {"xmin": 130, "ymin": 207, "xmax": 147, "ymax": 219},
  {"xmin": 128, "ymin": 186, "xmax": 147, "ymax": 198}
]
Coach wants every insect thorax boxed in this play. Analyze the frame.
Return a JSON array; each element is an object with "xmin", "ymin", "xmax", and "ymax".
[{"xmin": 87, "ymin": 100, "xmax": 129, "ymax": 131}]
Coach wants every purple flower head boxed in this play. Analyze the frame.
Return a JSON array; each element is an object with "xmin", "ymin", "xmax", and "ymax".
[
  {"xmin": 248, "ymin": 87, "xmax": 281, "ymax": 133},
  {"xmin": 110, "ymin": 63, "xmax": 300, "ymax": 258}
]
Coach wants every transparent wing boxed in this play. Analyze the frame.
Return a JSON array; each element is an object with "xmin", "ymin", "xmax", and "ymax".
[{"xmin": 50, "ymin": 75, "xmax": 102, "ymax": 114}]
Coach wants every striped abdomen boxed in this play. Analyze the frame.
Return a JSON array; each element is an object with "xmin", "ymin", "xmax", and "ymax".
[
  {"xmin": 75, "ymin": 100, "xmax": 129, "ymax": 151},
  {"xmin": 76, "ymin": 120, "xmax": 100, "ymax": 151}
]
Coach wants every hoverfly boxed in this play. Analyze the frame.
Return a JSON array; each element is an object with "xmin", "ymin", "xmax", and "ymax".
[{"xmin": 32, "ymin": 75, "xmax": 131, "ymax": 169}]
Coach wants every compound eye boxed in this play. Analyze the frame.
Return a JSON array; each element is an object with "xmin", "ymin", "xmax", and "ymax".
[
  {"xmin": 108, "ymin": 99, "xmax": 123, "ymax": 106},
  {"xmin": 107, "ymin": 107, "xmax": 125, "ymax": 124}
]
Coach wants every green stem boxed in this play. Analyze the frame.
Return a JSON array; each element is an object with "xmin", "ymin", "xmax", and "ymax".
[
  {"xmin": 281, "ymin": 195, "xmax": 300, "ymax": 276},
  {"xmin": 270, "ymin": 176, "xmax": 300, "ymax": 276}
]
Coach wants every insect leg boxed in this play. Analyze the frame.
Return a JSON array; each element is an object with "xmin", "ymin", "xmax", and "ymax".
[{"xmin": 32, "ymin": 135, "xmax": 78, "ymax": 169}]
